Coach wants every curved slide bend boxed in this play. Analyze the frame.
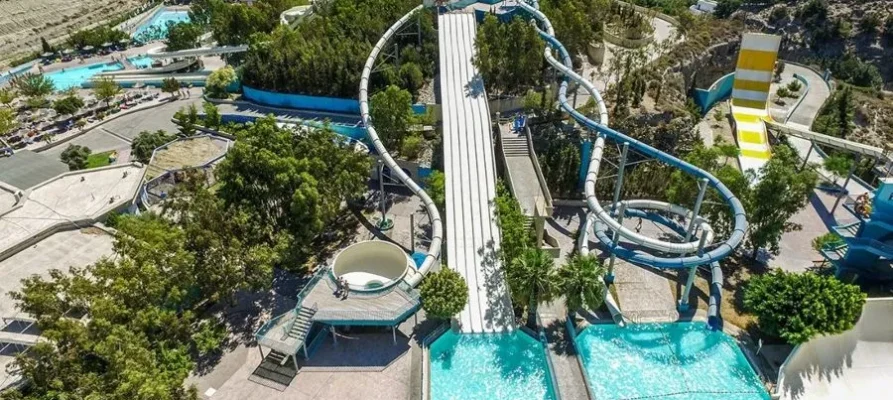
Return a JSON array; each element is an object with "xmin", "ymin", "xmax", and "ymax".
[
  {"xmin": 359, "ymin": 5, "xmax": 442, "ymax": 287},
  {"xmin": 519, "ymin": 1, "xmax": 747, "ymax": 269}
]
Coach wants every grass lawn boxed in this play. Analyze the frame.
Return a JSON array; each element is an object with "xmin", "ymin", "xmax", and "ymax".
[{"xmin": 86, "ymin": 151, "xmax": 114, "ymax": 169}]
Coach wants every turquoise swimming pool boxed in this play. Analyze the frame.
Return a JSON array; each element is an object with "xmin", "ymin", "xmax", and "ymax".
[
  {"xmin": 133, "ymin": 8, "xmax": 190, "ymax": 41},
  {"xmin": 45, "ymin": 62, "xmax": 124, "ymax": 90},
  {"xmin": 576, "ymin": 322, "xmax": 770, "ymax": 400},
  {"xmin": 429, "ymin": 330, "xmax": 556, "ymax": 400}
]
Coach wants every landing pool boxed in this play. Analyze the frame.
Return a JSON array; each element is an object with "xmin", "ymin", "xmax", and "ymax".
[
  {"xmin": 45, "ymin": 62, "xmax": 124, "ymax": 90},
  {"xmin": 429, "ymin": 330, "xmax": 556, "ymax": 400},
  {"xmin": 576, "ymin": 322, "xmax": 770, "ymax": 400}
]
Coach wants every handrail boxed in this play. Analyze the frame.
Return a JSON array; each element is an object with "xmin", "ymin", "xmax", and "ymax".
[
  {"xmin": 359, "ymin": 5, "xmax": 442, "ymax": 287},
  {"xmin": 519, "ymin": 1, "xmax": 747, "ymax": 269}
]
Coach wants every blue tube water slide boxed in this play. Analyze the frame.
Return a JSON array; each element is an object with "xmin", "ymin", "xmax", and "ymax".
[{"xmin": 518, "ymin": 0, "xmax": 747, "ymax": 269}]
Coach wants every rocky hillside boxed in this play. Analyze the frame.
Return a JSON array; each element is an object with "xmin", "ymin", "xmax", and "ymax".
[
  {"xmin": 744, "ymin": 0, "xmax": 893, "ymax": 90},
  {"xmin": 0, "ymin": 0, "xmax": 145, "ymax": 64}
]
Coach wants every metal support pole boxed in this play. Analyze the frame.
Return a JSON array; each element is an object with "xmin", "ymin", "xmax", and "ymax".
[
  {"xmin": 410, "ymin": 213, "xmax": 416, "ymax": 253},
  {"xmin": 800, "ymin": 141, "xmax": 815, "ymax": 171},
  {"xmin": 331, "ymin": 326, "xmax": 337, "ymax": 346},
  {"xmin": 611, "ymin": 142, "xmax": 630, "ymax": 215},
  {"xmin": 392, "ymin": 326, "xmax": 397, "ymax": 345},
  {"xmin": 293, "ymin": 354, "xmax": 298, "ymax": 371},
  {"xmin": 685, "ymin": 179, "xmax": 709, "ymax": 243},
  {"xmin": 832, "ymin": 154, "xmax": 862, "ymax": 214},
  {"xmin": 606, "ymin": 203, "xmax": 627, "ymax": 283},
  {"xmin": 379, "ymin": 160, "xmax": 386, "ymax": 221},
  {"xmin": 258, "ymin": 345, "xmax": 264, "ymax": 360},
  {"xmin": 303, "ymin": 342, "xmax": 309, "ymax": 360},
  {"xmin": 679, "ymin": 235, "xmax": 709, "ymax": 312}
]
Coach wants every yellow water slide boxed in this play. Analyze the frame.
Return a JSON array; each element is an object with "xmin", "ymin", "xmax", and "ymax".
[{"xmin": 731, "ymin": 33, "xmax": 781, "ymax": 174}]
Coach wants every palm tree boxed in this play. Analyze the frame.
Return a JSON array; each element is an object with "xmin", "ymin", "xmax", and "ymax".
[
  {"xmin": 557, "ymin": 254, "xmax": 606, "ymax": 320},
  {"xmin": 506, "ymin": 247, "xmax": 557, "ymax": 329}
]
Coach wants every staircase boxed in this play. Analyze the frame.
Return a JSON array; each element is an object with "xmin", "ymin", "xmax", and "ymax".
[
  {"xmin": 283, "ymin": 306, "xmax": 316, "ymax": 355},
  {"xmin": 502, "ymin": 136, "xmax": 529, "ymax": 157}
]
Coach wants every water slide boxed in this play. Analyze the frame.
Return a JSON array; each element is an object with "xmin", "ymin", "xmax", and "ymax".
[
  {"xmin": 519, "ymin": 1, "xmax": 746, "ymax": 325},
  {"xmin": 359, "ymin": 5, "xmax": 442, "ymax": 288},
  {"xmin": 730, "ymin": 34, "xmax": 781, "ymax": 174},
  {"xmin": 776, "ymin": 298, "xmax": 893, "ymax": 400},
  {"xmin": 145, "ymin": 45, "xmax": 248, "ymax": 59}
]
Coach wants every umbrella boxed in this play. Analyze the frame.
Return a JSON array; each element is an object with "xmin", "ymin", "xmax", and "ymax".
[
  {"xmin": 82, "ymin": 45, "xmax": 95, "ymax": 52},
  {"xmin": 41, "ymin": 52, "xmax": 53, "ymax": 58},
  {"xmin": 101, "ymin": 42, "xmax": 113, "ymax": 47},
  {"xmin": 62, "ymin": 49, "xmax": 74, "ymax": 55}
]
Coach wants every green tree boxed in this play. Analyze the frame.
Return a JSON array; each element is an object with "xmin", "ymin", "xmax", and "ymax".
[
  {"xmin": 60, "ymin": 144, "xmax": 91, "ymax": 170},
  {"xmin": 7, "ymin": 201, "xmax": 273, "ymax": 399},
  {"xmin": 162, "ymin": 77, "xmax": 181, "ymax": 98},
  {"xmin": 40, "ymin": 37, "xmax": 53, "ymax": 53},
  {"xmin": 189, "ymin": 0, "xmax": 223, "ymax": 27},
  {"xmin": 206, "ymin": 65, "xmax": 237, "ymax": 99},
  {"xmin": 215, "ymin": 116, "xmax": 372, "ymax": 259},
  {"xmin": 506, "ymin": 247, "xmax": 557, "ymax": 329},
  {"xmin": 370, "ymin": 85, "xmax": 414, "ymax": 149},
  {"xmin": 425, "ymin": 170, "xmax": 446, "ymax": 212},
  {"xmin": 14, "ymin": 73, "xmax": 54, "ymax": 98},
  {"xmin": 165, "ymin": 22, "xmax": 203, "ymax": 51},
  {"xmin": 51, "ymin": 94, "xmax": 85, "ymax": 115},
  {"xmin": 746, "ymin": 145, "xmax": 818, "ymax": 258},
  {"xmin": 539, "ymin": 0, "xmax": 607, "ymax": 58},
  {"xmin": 474, "ymin": 14, "xmax": 545, "ymax": 96},
  {"xmin": 131, "ymin": 130, "xmax": 174, "ymax": 163},
  {"xmin": 91, "ymin": 76, "xmax": 122, "ymax": 107},
  {"xmin": 859, "ymin": 13, "xmax": 882, "ymax": 35},
  {"xmin": 713, "ymin": 0, "xmax": 742, "ymax": 19},
  {"xmin": 419, "ymin": 267, "xmax": 469, "ymax": 320},
  {"xmin": 399, "ymin": 62, "xmax": 425, "ymax": 93},
  {"xmin": 0, "ymin": 107, "xmax": 18, "ymax": 137},
  {"xmin": 173, "ymin": 104, "xmax": 200, "ymax": 137},
  {"xmin": 557, "ymin": 254, "xmax": 606, "ymax": 317},
  {"xmin": 400, "ymin": 133, "xmax": 425, "ymax": 160},
  {"xmin": 202, "ymin": 102, "xmax": 222, "ymax": 129},
  {"xmin": 495, "ymin": 182, "xmax": 534, "ymax": 266},
  {"xmin": 823, "ymin": 153, "xmax": 853, "ymax": 186},
  {"xmin": 743, "ymin": 269, "xmax": 865, "ymax": 344}
]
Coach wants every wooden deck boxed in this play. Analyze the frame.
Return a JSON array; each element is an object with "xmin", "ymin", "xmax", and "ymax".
[{"xmin": 302, "ymin": 276, "xmax": 420, "ymax": 324}]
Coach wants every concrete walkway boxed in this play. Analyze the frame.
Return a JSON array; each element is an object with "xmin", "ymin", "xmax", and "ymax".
[{"xmin": 538, "ymin": 300, "xmax": 592, "ymax": 400}]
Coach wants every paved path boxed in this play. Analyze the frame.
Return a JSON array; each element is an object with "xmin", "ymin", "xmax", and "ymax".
[
  {"xmin": 538, "ymin": 300, "xmax": 593, "ymax": 400},
  {"xmin": 100, "ymin": 92, "xmax": 203, "ymax": 140}
]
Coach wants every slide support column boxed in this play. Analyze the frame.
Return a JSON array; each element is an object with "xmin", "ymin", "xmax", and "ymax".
[
  {"xmin": 611, "ymin": 142, "xmax": 630, "ymax": 214},
  {"xmin": 606, "ymin": 202, "xmax": 627, "ymax": 283},
  {"xmin": 679, "ymin": 179, "xmax": 708, "ymax": 312}
]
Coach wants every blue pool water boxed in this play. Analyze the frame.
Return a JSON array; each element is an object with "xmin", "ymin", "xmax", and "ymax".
[
  {"xmin": 576, "ymin": 322, "xmax": 770, "ymax": 400},
  {"xmin": 133, "ymin": 9, "xmax": 191, "ymax": 40},
  {"xmin": 429, "ymin": 330, "xmax": 556, "ymax": 400},
  {"xmin": 128, "ymin": 55, "xmax": 155, "ymax": 69},
  {"xmin": 45, "ymin": 62, "xmax": 124, "ymax": 90}
]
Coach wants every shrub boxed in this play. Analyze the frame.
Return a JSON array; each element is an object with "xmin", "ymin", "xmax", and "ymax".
[
  {"xmin": 859, "ymin": 13, "xmax": 882, "ymax": 35},
  {"xmin": 786, "ymin": 80, "xmax": 802, "ymax": 93},
  {"xmin": 425, "ymin": 170, "xmax": 446, "ymax": 211},
  {"xmin": 400, "ymin": 133, "xmax": 425, "ymax": 160},
  {"xmin": 811, "ymin": 232, "xmax": 845, "ymax": 252},
  {"xmin": 206, "ymin": 66, "xmax": 237, "ymax": 99},
  {"xmin": 60, "ymin": 144, "xmax": 91, "ymax": 170},
  {"xmin": 419, "ymin": 267, "xmax": 468, "ymax": 320},
  {"xmin": 769, "ymin": 6, "xmax": 789, "ymax": 24},
  {"xmin": 776, "ymin": 87, "xmax": 792, "ymax": 98},
  {"xmin": 399, "ymin": 62, "xmax": 425, "ymax": 93},
  {"xmin": 52, "ymin": 95, "xmax": 85, "ymax": 115},
  {"xmin": 743, "ymin": 270, "xmax": 865, "ymax": 344}
]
